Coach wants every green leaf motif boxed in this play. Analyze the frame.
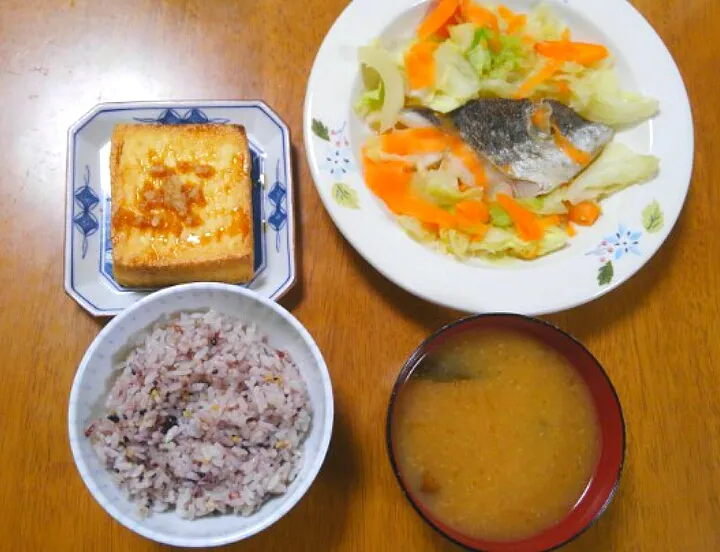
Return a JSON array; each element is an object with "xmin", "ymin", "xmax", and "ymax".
[
  {"xmin": 311, "ymin": 119, "xmax": 330, "ymax": 141},
  {"xmin": 597, "ymin": 261, "xmax": 614, "ymax": 286},
  {"xmin": 642, "ymin": 200, "xmax": 664, "ymax": 233},
  {"xmin": 332, "ymin": 183, "xmax": 360, "ymax": 209}
]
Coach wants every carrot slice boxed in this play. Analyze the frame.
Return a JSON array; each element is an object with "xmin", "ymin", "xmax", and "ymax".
[
  {"xmin": 514, "ymin": 60, "xmax": 563, "ymax": 98},
  {"xmin": 380, "ymin": 128, "xmax": 447, "ymax": 156},
  {"xmin": 496, "ymin": 193, "xmax": 544, "ymax": 241},
  {"xmin": 460, "ymin": 0, "xmax": 501, "ymax": 50},
  {"xmin": 418, "ymin": 0, "xmax": 460, "ymax": 40},
  {"xmin": 363, "ymin": 157, "xmax": 412, "ymax": 203},
  {"xmin": 551, "ymin": 125, "xmax": 592, "ymax": 165},
  {"xmin": 449, "ymin": 138, "xmax": 488, "ymax": 188},
  {"xmin": 497, "ymin": 5, "xmax": 516, "ymax": 21},
  {"xmin": 507, "ymin": 14, "xmax": 527, "ymax": 34},
  {"xmin": 498, "ymin": 5, "xmax": 526, "ymax": 33},
  {"xmin": 403, "ymin": 196, "xmax": 457, "ymax": 227},
  {"xmin": 460, "ymin": 0, "xmax": 499, "ymax": 29},
  {"xmin": 535, "ymin": 40, "xmax": 609, "ymax": 66},
  {"xmin": 530, "ymin": 103, "xmax": 552, "ymax": 133},
  {"xmin": 566, "ymin": 221, "xmax": 577, "ymax": 237},
  {"xmin": 455, "ymin": 200, "xmax": 490, "ymax": 224},
  {"xmin": 568, "ymin": 201, "xmax": 601, "ymax": 226},
  {"xmin": 405, "ymin": 41, "xmax": 439, "ymax": 90},
  {"xmin": 540, "ymin": 214, "xmax": 562, "ymax": 228},
  {"xmin": 363, "ymin": 156, "xmax": 456, "ymax": 228},
  {"xmin": 554, "ymin": 80, "xmax": 571, "ymax": 96}
]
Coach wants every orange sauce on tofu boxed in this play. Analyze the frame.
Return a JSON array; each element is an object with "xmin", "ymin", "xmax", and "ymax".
[
  {"xmin": 393, "ymin": 329, "xmax": 599, "ymax": 542},
  {"xmin": 113, "ymin": 147, "xmax": 246, "ymax": 250}
]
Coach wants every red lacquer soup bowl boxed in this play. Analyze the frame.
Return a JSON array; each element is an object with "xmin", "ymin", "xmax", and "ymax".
[{"xmin": 386, "ymin": 314, "xmax": 626, "ymax": 552}]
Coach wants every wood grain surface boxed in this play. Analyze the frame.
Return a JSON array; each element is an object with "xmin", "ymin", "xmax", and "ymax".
[{"xmin": 0, "ymin": 0, "xmax": 718, "ymax": 550}]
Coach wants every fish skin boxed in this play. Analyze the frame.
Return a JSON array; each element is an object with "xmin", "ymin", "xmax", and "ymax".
[{"xmin": 412, "ymin": 99, "xmax": 615, "ymax": 197}]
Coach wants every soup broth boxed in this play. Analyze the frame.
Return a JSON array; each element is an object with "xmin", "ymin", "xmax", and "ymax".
[{"xmin": 393, "ymin": 328, "xmax": 600, "ymax": 542}]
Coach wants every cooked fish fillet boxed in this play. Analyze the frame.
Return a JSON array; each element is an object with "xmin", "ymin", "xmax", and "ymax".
[
  {"xmin": 110, "ymin": 123, "xmax": 254, "ymax": 288},
  {"xmin": 415, "ymin": 99, "xmax": 614, "ymax": 197}
]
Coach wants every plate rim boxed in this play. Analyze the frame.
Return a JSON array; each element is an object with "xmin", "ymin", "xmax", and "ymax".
[
  {"xmin": 64, "ymin": 100, "xmax": 297, "ymax": 317},
  {"xmin": 303, "ymin": 0, "xmax": 694, "ymax": 315}
]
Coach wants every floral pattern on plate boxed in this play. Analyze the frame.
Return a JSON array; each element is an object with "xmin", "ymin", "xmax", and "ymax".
[
  {"xmin": 588, "ymin": 201, "xmax": 665, "ymax": 286},
  {"xmin": 311, "ymin": 119, "xmax": 359, "ymax": 209}
]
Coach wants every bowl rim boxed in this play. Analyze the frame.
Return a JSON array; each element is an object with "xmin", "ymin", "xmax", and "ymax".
[
  {"xmin": 67, "ymin": 282, "xmax": 334, "ymax": 547},
  {"xmin": 385, "ymin": 313, "xmax": 626, "ymax": 552}
]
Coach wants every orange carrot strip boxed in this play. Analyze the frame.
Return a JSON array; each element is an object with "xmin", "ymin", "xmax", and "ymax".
[
  {"xmin": 535, "ymin": 40, "xmax": 609, "ymax": 66},
  {"xmin": 460, "ymin": 0, "xmax": 501, "ymax": 49},
  {"xmin": 497, "ymin": 5, "xmax": 516, "ymax": 21},
  {"xmin": 403, "ymin": 196, "xmax": 457, "ymax": 227},
  {"xmin": 363, "ymin": 157, "xmax": 412, "ymax": 203},
  {"xmin": 497, "ymin": 5, "xmax": 525, "ymax": 33},
  {"xmin": 363, "ymin": 156, "xmax": 456, "ymax": 228},
  {"xmin": 551, "ymin": 125, "xmax": 592, "ymax": 165},
  {"xmin": 540, "ymin": 214, "xmax": 562, "ymax": 228},
  {"xmin": 554, "ymin": 80, "xmax": 571, "ymax": 96},
  {"xmin": 507, "ymin": 14, "xmax": 527, "ymax": 34},
  {"xmin": 455, "ymin": 200, "xmax": 490, "ymax": 224},
  {"xmin": 530, "ymin": 104, "xmax": 552, "ymax": 133},
  {"xmin": 380, "ymin": 128, "xmax": 447, "ymax": 156},
  {"xmin": 405, "ymin": 41, "xmax": 439, "ymax": 90},
  {"xmin": 418, "ymin": 0, "xmax": 460, "ymax": 40},
  {"xmin": 460, "ymin": 0, "xmax": 499, "ymax": 30},
  {"xmin": 568, "ymin": 201, "xmax": 601, "ymax": 226},
  {"xmin": 496, "ymin": 193, "xmax": 544, "ymax": 241},
  {"xmin": 514, "ymin": 60, "xmax": 563, "ymax": 98},
  {"xmin": 449, "ymin": 138, "xmax": 488, "ymax": 188},
  {"xmin": 566, "ymin": 221, "xmax": 577, "ymax": 237}
]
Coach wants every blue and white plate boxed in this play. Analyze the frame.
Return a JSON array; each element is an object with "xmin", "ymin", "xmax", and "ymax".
[{"xmin": 65, "ymin": 101, "xmax": 295, "ymax": 317}]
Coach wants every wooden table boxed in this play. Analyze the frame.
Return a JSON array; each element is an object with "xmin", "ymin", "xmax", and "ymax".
[{"xmin": 1, "ymin": 0, "xmax": 718, "ymax": 550}]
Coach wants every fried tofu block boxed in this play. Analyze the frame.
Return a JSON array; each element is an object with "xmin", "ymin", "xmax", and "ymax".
[{"xmin": 109, "ymin": 123, "xmax": 254, "ymax": 288}]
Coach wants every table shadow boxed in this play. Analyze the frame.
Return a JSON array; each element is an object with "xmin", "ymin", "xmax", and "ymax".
[
  {"xmin": 344, "ymin": 241, "xmax": 464, "ymax": 334},
  {"xmin": 278, "ymin": 146, "xmax": 305, "ymax": 313}
]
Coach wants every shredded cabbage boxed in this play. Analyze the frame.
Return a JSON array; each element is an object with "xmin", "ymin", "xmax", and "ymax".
[
  {"xmin": 488, "ymin": 203, "xmax": 513, "ymax": 228},
  {"xmin": 565, "ymin": 142, "xmax": 660, "ymax": 204},
  {"xmin": 357, "ymin": 44, "xmax": 405, "ymax": 131},
  {"xmin": 397, "ymin": 215, "xmax": 436, "ymax": 242},
  {"xmin": 354, "ymin": 83, "xmax": 384, "ymax": 117},
  {"xmin": 439, "ymin": 228, "xmax": 472, "ymax": 258},
  {"xmin": 412, "ymin": 170, "xmax": 484, "ymax": 207},
  {"xmin": 568, "ymin": 66, "xmax": 659, "ymax": 128},
  {"xmin": 429, "ymin": 42, "xmax": 481, "ymax": 112},
  {"xmin": 523, "ymin": 3, "xmax": 565, "ymax": 42},
  {"xmin": 518, "ymin": 188, "xmax": 568, "ymax": 215},
  {"xmin": 354, "ymin": 3, "xmax": 661, "ymax": 262},
  {"xmin": 469, "ymin": 226, "xmax": 568, "ymax": 258}
]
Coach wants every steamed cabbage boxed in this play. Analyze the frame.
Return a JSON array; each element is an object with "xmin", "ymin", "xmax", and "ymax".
[
  {"xmin": 357, "ymin": 44, "xmax": 405, "ymax": 131},
  {"xmin": 565, "ymin": 142, "xmax": 660, "ymax": 204}
]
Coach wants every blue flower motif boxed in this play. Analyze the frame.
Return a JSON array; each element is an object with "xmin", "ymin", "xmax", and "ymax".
[
  {"xmin": 267, "ymin": 160, "xmax": 287, "ymax": 252},
  {"xmin": 73, "ymin": 165, "xmax": 99, "ymax": 259},
  {"xmin": 604, "ymin": 224, "xmax": 642, "ymax": 260},
  {"xmin": 133, "ymin": 108, "xmax": 230, "ymax": 124},
  {"xmin": 587, "ymin": 224, "xmax": 643, "ymax": 264},
  {"xmin": 321, "ymin": 123, "xmax": 354, "ymax": 179}
]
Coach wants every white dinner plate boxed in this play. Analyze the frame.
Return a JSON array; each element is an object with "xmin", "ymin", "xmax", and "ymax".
[
  {"xmin": 65, "ymin": 101, "xmax": 295, "ymax": 317},
  {"xmin": 304, "ymin": 0, "xmax": 693, "ymax": 315}
]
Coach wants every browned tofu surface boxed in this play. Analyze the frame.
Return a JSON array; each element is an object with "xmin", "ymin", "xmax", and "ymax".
[{"xmin": 109, "ymin": 123, "xmax": 254, "ymax": 288}]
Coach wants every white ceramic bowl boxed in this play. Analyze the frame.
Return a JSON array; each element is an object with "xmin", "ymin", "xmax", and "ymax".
[{"xmin": 68, "ymin": 283, "xmax": 334, "ymax": 547}]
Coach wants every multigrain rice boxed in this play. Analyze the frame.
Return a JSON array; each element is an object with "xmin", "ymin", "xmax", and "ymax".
[{"xmin": 85, "ymin": 310, "xmax": 312, "ymax": 519}]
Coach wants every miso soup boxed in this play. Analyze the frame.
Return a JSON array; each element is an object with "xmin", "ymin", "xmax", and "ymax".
[{"xmin": 392, "ymin": 328, "xmax": 600, "ymax": 542}]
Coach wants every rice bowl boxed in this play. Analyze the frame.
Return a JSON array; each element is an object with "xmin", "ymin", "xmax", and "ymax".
[{"xmin": 68, "ymin": 284, "xmax": 333, "ymax": 547}]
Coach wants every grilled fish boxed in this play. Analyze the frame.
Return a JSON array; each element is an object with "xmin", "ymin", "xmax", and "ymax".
[{"xmin": 410, "ymin": 99, "xmax": 614, "ymax": 197}]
